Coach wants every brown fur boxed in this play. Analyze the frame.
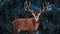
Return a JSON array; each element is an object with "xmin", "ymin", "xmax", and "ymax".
[{"xmin": 12, "ymin": 18, "xmax": 39, "ymax": 34}]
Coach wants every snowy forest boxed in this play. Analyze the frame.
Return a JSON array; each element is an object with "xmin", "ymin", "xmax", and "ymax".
[{"xmin": 0, "ymin": 0, "xmax": 60, "ymax": 34}]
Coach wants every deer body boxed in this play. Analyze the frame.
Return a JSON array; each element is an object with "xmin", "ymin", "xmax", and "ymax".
[
  {"xmin": 12, "ymin": 18, "xmax": 39, "ymax": 34},
  {"xmin": 12, "ymin": 1, "xmax": 49, "ymax": 34}
]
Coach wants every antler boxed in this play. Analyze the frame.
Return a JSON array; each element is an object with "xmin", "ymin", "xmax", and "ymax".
[
  {"xmin": 42, "ymin": 1, "xmax": 49, "ymax": 12},
  {"xmin": 38, "ymin": 1, "xmax": 49, "ymax": 16},
  {"xmin": 24, "ymin": 1, "xmax": 34, "ymax": 13}
]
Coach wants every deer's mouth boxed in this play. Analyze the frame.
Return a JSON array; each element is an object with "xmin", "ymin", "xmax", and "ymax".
[{"xmin": 34, "ymin": 17, "xmax": 39, "ymax": 22}]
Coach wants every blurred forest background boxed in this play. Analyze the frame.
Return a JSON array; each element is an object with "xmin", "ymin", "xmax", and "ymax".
[{"xmin": 0, "ymin": 0, "xmax": 60, "ymax": 34}]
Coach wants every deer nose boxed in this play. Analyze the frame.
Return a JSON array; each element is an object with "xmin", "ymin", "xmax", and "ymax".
[{"xmin": 36, "ymin": 17, "xmax": 37, "ymax": 18}]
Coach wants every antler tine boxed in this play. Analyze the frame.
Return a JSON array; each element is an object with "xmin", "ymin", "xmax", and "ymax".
[
  {"xmin": 29, "ymin": 1, "xmax": 31, "ymax": 7},
  {"xmin": 24, "ymin": 1, "xmax": 34, "ymax": 13},
  {"xmin": 42, "ymin": 3, "xmax": 45, "ymax": 12},
  {"xmin": 38, "ymin": 1, "xmax": 49, "ymax": 16},
  {"xmin": 47, "ymin": 2, "xmax": 49, "ymax": 9},
  {"xmin": 42, "ymin": 1, "xmax": 49, "ymax": 12},
  {"xmin": 39, "ymin": 2, "xmax": 45, "ymax": 13},
  {"xmin": 45, "ymin": 1, "xmax": 49, "ymax": 9},
  {"xmin": 25, "ymin": 1, "xmax": 31, "ymax": 8},
  {"xmin": 24, "ymin": 1, "xmax": 28, "ymax": 11},
  {"xmin": 24, "ymin": 1, "xmax": 29, "ymax": 9}
]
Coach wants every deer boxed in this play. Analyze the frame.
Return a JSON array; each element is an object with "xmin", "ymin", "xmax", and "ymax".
[{"xmin": 12, "ymin": 1, "xmax": 49, "ymax": 34}]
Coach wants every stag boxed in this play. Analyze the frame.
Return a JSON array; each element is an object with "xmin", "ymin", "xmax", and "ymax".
[{"xmin": 12, "ymin": 1, "xmax": 49, "ymax": 34}]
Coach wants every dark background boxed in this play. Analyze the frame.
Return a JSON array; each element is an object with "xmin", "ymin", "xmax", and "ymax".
[{"xmin": 0, "ymin": 0, "xmax": 60, "ymax": 34}]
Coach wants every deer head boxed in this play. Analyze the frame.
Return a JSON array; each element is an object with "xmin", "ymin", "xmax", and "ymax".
[{"xmin": 24, "ymin": 1, "xmax": 49, "ymax": 22}]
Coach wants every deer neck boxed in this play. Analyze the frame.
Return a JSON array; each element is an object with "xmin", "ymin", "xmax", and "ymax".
[{"xmin": 32, "ymin": 18, "xmax": 40, "ymax": 30}]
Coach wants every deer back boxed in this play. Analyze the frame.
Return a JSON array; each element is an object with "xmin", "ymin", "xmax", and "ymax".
[{"xmin": 12, "ymin": 18, "xmax": 35, "ymax": 31}]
